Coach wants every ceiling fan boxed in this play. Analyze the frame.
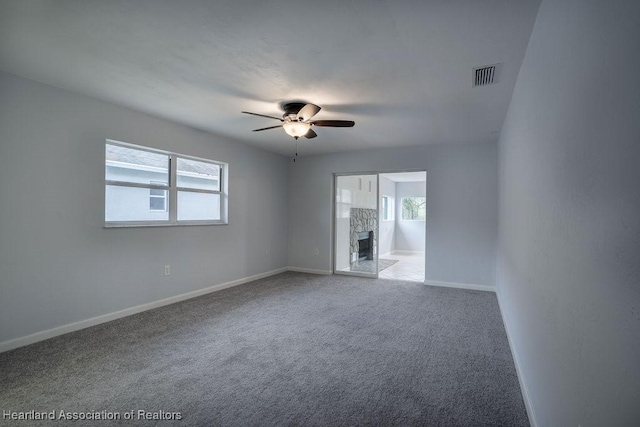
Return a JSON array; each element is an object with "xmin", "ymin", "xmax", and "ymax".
[{"xmin": 241, "ymin": 102, "xmax": 355, "ymax": 140}]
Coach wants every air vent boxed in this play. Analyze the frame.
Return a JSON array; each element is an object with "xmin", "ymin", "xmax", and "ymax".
[{"xmin": 473, "ymin": 64, "xmax": 499, "ymax": 87}]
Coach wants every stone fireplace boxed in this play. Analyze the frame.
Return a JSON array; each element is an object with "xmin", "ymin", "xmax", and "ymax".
[{"xmin": 350, "ymin": 208, "xmax": 377, "ymax": 264}]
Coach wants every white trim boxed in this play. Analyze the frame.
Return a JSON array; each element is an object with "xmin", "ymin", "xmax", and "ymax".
[
  {"xmin": 333, "ymin": 270, "xmax": 376, "ymax": 279},
  {"xmin": 0, "ymin": 267, "xmax": 287, "ymax": 353},
  {"xmin": 104, "ymin": 220, "xmax": 226, "ymax": 228},
  {"xmin": 106, "ymin": 159, "xmax": 168, "ymax": 175},
  {"xmin": 391, "ymin": 250, "xmax": 425, "ymax": 256},
  {"xmin": 287, "ymin": 266, "xmax": 333, "ymax": 275},
  {"xmin": 496, "ymin": 292, "xmax": 538, "ymax": 427},
  {"xmin": 423, "ymin": 279, "xmax": 496, "ymax": 292},
  {"xmin": 376, "ymin": 174, "xmax": 380, "ymax": 279}
]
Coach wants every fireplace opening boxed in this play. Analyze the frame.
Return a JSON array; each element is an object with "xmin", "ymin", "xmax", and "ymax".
[{"xmin": 357, "ymin": 231, "xmax": 374, "ymax": 261}]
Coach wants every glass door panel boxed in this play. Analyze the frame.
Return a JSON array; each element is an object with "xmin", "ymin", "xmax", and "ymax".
[{"xmin": 334, "ymin": 174, "xmax": 378, "ymax": 278}]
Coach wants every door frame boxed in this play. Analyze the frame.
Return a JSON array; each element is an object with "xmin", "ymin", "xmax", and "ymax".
[
  {"xmin": 332, "ymin": 172, "xmax": 380, "ymax": 278},
  {"xmin": 331, "ymin": 169, "xmax": 427, "ymax": 281}
]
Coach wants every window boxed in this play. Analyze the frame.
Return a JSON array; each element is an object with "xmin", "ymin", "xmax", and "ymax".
[
  {"xmin": 149, "ymin": 181, "xmax": 167, "ymax": 212},
  {"xmin": 401, "ymin": 197, "xmax": 426, "ymax": 220},
  {"xmin": 381, "ymin": 195, "xmax": 394, "ymax": 221},
  {"xmin": 105, "ymin": 140, "xmax": 227, "ymax": 226},
  {"xmin": 176, "ymin": 157, "xmax": 221, "ymax": 221}
]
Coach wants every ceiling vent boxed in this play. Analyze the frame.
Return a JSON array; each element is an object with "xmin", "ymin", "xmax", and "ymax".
[{"xmin": 473, "ymin": 64, "xmax": 500, "ymax": 87}]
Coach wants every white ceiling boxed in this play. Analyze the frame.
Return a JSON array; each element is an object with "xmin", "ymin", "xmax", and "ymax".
[{"xmin": 0, "ymin": 0, "xmax": 540, "ymax": 156}]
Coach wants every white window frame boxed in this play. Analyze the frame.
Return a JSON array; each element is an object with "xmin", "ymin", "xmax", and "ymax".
[
  {"xmin": 400, "ymin": 196, "xmax": 426, "ymax": 221},
  {"xmin": 105, "ymin": 140, "xmax": 228, "ymax": 227},
  {"xmin": 381, "ymin": 195, "xmax": 394, "ymax": 221}
]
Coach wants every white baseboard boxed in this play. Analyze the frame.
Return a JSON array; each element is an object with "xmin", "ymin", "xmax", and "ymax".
[
  {"xmin": 423, "ymin": 279, "xmax": 496, "ymax": 292},
  {"xmin": 391, "ymin": 250, "xmax": 425, "ymax": 256},
  {"xmin": 496, "ymin": 292, "xmax": 538, "ymax": 427},
  {"xmin": 0, "ymin": 267, "xmax": 288, "ymax": 353},
  {"xmin": 286, "ymin": 266, "xmax": 333, "ymax": 275}
]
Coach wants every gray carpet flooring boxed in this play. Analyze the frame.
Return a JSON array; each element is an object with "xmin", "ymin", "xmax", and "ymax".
[{"xmin": 0, "ymin": 272, "xmax": 528, "ymax": 426}]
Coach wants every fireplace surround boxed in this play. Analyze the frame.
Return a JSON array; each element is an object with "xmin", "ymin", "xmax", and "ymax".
[{"xmin": 350, "ymin": 208, "xmax": 377, "ymax": 264}]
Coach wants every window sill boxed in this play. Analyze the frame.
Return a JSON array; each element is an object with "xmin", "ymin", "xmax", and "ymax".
[{"xmin": 104, "ymin": 221, "xmax": 227, "ymax": 228}]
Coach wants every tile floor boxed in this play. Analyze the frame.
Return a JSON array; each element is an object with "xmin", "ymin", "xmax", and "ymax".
[{"xmin": 378, "ymin": 252, "xmax": 425, "ymax": 282}]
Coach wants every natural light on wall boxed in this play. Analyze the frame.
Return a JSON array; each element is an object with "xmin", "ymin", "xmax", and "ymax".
[{"xmin": 382, "ymin": 195, "xmax": 394, "ymax": 221}]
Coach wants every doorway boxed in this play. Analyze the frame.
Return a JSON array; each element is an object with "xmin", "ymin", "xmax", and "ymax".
[
  {"xmin": 333, "ymin": 171, "xmax": 426, "ymax": 282},
  {"xmin": 377, "ymin": 172, "xmax": 426, "ymax": 282}
]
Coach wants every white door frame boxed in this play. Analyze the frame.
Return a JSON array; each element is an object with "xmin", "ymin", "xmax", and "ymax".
[
  {"xmin": 332, "ymin": 172, "xmax": 380, "ymax": 278},
  {"xmin": 331, "ymin": 169, "xmax": 427, "ymax": 280}
]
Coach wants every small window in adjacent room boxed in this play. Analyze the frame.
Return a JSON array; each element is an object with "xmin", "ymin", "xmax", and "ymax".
[
  {"xmin": 381, "ymin": 195, "xmax": 393, "ymax": 221},
  {"xmin": 401, "ymin": 197, "xmax": 426, "ymax": 220},
  {"xmin": 105, "ymin": 140, "xmax": 227, "ymax": 227}
]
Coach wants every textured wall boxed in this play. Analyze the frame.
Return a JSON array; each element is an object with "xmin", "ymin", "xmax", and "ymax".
[
  {"xmin": 497, "ymin": 0, "xmax": 640, "ymax": 425},
  {"xmin": 0, "ymin": 71, "xmax": 290, "ymax": 345}
]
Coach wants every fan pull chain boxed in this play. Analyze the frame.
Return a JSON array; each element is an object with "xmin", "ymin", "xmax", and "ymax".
[{"xmin": 293, "ymin": 140, "xmax": 298, "ymax": 162}]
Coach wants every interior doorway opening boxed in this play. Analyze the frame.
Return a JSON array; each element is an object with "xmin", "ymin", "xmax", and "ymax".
[
  {"xmin": 377, "ymin": 172, "xmax": 426, "ymax": 282},
  {"xmin": 333, "ymin": 171, "xmax": 426, "ymax": 282}
]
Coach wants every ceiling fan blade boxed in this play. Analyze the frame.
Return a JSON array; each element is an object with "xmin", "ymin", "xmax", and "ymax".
[
  {"xmin": 297, "ymin": 103, "xmax": 321, "ymax": 122},
  {"xmin": 242, "ymin": 111, "xmax": 283, "ymax": 121},
  {"xmin": 311, "ymin": 120, "xmax": 355, "ymax": 127},
  {"xmin": 304, "ymin": 129, "xmax": 318, "ymax": 139},
  {"xmin": 252, "ymin": 125, "xmax": 283, "ymax": 132}
]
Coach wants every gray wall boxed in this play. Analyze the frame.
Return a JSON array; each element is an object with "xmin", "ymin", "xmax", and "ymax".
[
  {"xmin": 395, "ymin": 182, "xmax": 426, "ymax": 252},
  {"xmin": 288, "ymin": 143, "xmax": 498, "ymax": 286},
  {"xmin": 497, "ymin": 0, "xmax": 640, "ymax": 425},
  {"xmin": 378, "ymin": 176, "xmax": 396, "ymax": 256},
  {"xmin": 0, "ymin": 71, "xmax": 290, "ymax": 344}
]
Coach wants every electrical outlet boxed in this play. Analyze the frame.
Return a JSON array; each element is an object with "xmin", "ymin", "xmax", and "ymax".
[
  {"xmin": 314, "ymin": 248, "xmax": 319, "ymax": 256},
  {"xmin": 164, "ymin": 265, "xmax": 170, "ymax": 276}
]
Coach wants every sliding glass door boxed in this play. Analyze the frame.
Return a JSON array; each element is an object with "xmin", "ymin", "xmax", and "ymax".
[{"xmin": 334, "ymin": 174, "xmax": 379, "ymax": 278}]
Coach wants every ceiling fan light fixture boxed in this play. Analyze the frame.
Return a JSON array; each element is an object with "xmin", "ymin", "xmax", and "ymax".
[
  {"xmin": 282, "ymin": 121, "xmax": 311, "ymax": 138},
  {"xmin": 242, "ymin": 103, "xmax": 354, "ymax": 143}
]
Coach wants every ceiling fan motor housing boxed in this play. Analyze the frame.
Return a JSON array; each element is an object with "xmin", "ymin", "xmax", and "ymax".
[{"xmin": 281, "ymin": 102, "xmax": 306, "ymax": 117}]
